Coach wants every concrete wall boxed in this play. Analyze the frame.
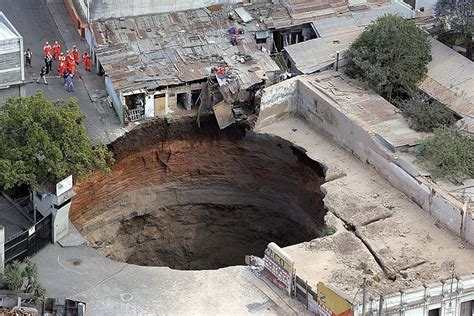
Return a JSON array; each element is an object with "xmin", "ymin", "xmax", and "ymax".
[
  {"xmin": 105, "ymin": 75, "xmax": 125, "ymax": 125},
  {"xmin": 0, "ymin": 38, "xmax": 22, "ymax": 86},
  {"xmin": 354, "ymin": 276, "xmax": 474, "ymax": 316},
  {"xmin": 86, "ymin": 0, "xmax": 243, "ymax": 21},
  {"xmin": 415, "ymin": 0, "xmax": 436, "ymax": 10},
  {"xmin": 145, "ymin": 95, "xmax": 154, "ymax": 118},
  {"xmin": 52, "ymin": 203, "xmax": 71, "ymax": 243},
  {"xmin": 33, "ymin": 192, "xmax": 55, "ymax": 217},
  {"xmin": 257, "ymin": 77, "xmax": 474, "ymax": 244}
]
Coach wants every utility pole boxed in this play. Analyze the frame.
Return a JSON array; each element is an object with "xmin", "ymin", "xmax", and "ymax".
[
  {"xmin": 378, "ymin": 293, "xmax": 384, "ymax": 316},
  {"xmin": 362, "ymin": 278, "xmax": 367, "ymax": 316},
  {"xmin": 86, "ymin": 0, "xmax": 91, "ymax": 25}
]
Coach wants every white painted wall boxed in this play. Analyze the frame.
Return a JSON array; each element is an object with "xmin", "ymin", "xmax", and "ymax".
[
  {"xmin": 145, "ymin": 95, "xmax": 154, "ymax": 118},
  {"xmin": 415, "ymin": 0, "xmax": 436, "ymax": 10},
  {"xmin": 52, "ymin": 202, "xmax": 71, "ymax": 243}
]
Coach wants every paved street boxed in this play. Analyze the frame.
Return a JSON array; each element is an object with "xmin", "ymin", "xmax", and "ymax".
[
  {"xmin": 1, "ymin": 0, "xmax": 125, "ymax": 143},
  {"xmin": 33, "ymin": 242, "xmax": 303, "ymax": 315}
]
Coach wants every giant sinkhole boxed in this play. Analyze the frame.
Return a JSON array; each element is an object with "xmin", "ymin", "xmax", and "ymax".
[{"xmin": 70, "ymin": 117, "xmax": 327, "ymax": 270}]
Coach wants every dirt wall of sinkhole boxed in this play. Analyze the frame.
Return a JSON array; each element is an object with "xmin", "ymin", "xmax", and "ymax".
[{"xmin": 70, "ymin": 117, "xmax": 327, "ymax": 270}]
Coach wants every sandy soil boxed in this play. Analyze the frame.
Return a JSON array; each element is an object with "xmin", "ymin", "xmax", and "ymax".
[{"xmin": 257, "ymin": 115, "xmax": 474, "ymax": 298}]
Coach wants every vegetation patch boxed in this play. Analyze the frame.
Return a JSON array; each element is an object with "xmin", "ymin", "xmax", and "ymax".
[
  {"xmin": 0, "ymin": 257, "xmax": 46, "ymax": 304},
  {"xmin": 399, "ymin": 94, "xmax": 458, "ymax": 132},
  {"xmin": 418, "ymin": 127, "xmax": 474, "ymax": 181},
  {"xmin": 319, "ymin": 225, "xmax": 336, "ymax": 237}
]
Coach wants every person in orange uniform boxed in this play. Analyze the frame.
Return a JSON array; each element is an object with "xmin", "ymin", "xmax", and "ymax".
[
  {"xmin": 67, "ymin": 58, "xmax": 76, "ymax": 76},
  {"xmin": 43, "ymin": 42, "xmax": 52, "ymax": 57},
  {"xmin": 53, "ymin": 41, "xmax": 61, "ymax": 60},
  {"xmin": 57, "ymin": 52, "xmax": 66, "ymax": 75},
  {"xmin": 58, "ymin": 60, "xmax": 67, "ymax": 78},
  {"xmin": 65, "ymin": 50, "xmax": 73, "ymax": 65},
  {"xmin": 72, "ymin": 45, "xmax": 80, "ymax": 65},
  {"xmin": 82, "ymin": 52, "xmax": 91, "ymax": 72}
]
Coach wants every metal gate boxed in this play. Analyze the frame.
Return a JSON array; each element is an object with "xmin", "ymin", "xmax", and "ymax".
[
  {"xmin": 128, "ymin": 109, "xmax": 144, "ymax": 122},
  {"xmin": 4, "ymin": 214, "xmax": 52, "ymax": 263}
]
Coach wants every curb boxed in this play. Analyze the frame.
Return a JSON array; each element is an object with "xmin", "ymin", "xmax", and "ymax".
[{"xmin": 45, "ymin": 1, "xmax": 96, "ymax": 103}]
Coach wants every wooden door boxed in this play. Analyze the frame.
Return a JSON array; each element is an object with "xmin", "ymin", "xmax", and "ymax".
[{"xmin": 154, "ymin": 95, "xmax": 166, "ymax": 117}]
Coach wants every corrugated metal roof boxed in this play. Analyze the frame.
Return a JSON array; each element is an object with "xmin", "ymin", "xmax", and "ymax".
[
  {"xmin": 420, "ymin": 37, "xmax": 474, "ymax": 119},
  {"xmin": 312, "ymin": 15, "xmax": 361, "ymax": 38},
  {"xmin": 286, "ymin": 3, "xmax": 417, "ymax": 74},
  {"xmin": 351, "ymin": 3, "xmax": 414, "ymax": 26},
  {"xmin": 93, "ymin": 6, "xmax": 279, "ymax": 93},
  {"xmin": 234, "ymin": 7, "xmax": 253, "ymax": 23},
  {"xmin": 285, "ymin": 30, "xmax": 360, "ymax": 74}
]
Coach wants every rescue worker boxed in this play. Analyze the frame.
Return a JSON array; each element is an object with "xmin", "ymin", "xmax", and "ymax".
[
  {"xmin": 36, "ymin": 66, "xmax": 48, "ymax": 85},
  {"xmin": 67, "ymin": 58, "xmax": 76, "ymax": 76},
  {"xmin": 45, "ymin": 53, "xmax": 53, "ymax": 74},
  {"xmin": 43, "ymin": 41, "xmax": 52, "ymax": 57},
  {"xmin": 53, "ymin": 41, "xmax": 61, "ymax": 59},
  {"xmin": 58, "ymin": 53, "xmax": 67, "ymax": 78},
  {"xmin": 72, "ymin": 45, "xmax": 80, "ymax": 65},
  {"xmin": 65, "ymin": 50, "xmax": 73, "ymax": 65},
  {"xmin": 82, "ymin": 52, "xmax": 91, "ymax": 72},
  {"xmin": 24, "ymin": 48, "xmax": 32, "ymax": 67},
  {"xmin": 58, "ymin": 52, "xmax": 66, "ymax": 75}
]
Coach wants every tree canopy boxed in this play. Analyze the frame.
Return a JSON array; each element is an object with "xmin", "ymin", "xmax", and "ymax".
[
  {"xmin": 419, "ymin": 127, "xmax": 474, "ymax": 181},
  {"xmin": 344, "ymin": 14, "xmax": 432, "ymax": 100},
  {"xmin": 0, "ymin": 91, "xmax": 113, "ymax": 191},
  {"xmin": 435, "ymin": 0, "xmax": 474, "ymax": 35},
  {"xmin": 435, "ymin": 0, "xmax": 473, "ymax": 59}
]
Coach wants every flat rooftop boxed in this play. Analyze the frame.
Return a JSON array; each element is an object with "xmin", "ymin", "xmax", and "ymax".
[{"xmin": 307, "ymin": 71, "xmax": 426, "ymax": 149}]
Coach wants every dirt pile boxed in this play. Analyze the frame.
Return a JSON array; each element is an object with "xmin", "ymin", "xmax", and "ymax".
[{"xmin": 71, "ymin": 117, "xmax": 327, "ymax": 270}]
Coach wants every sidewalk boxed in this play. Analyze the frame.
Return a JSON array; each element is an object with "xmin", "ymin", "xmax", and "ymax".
[{"xmin": 45, "ymin": 0, "xmax": 126, "ymax": 144}]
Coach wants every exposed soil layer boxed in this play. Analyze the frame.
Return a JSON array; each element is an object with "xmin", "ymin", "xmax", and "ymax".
[{"xmin": 71, "ymin": 117, "xmax": 326, "ymax": 270}]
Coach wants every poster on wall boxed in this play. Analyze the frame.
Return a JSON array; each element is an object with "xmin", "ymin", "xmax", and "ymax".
[{"xmin": 263, "ymin": 242, "xmax": 295, "ymax": 295}]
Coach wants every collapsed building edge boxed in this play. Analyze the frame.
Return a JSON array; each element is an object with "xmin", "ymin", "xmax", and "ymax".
[{"xmin": 256, "ymin": 73, "xmax": 474, "ymax": 245}]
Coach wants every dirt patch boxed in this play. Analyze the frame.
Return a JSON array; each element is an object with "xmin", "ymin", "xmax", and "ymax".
[{"xmin": 71, "ymin": 117, "xmax": 326, "ymax": 270}]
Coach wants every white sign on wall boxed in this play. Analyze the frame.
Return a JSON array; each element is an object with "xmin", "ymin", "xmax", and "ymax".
[
  {"xmin": 56, "ymin": 175, "xmax": 73, "ymax": 196},
  {"xmin": 28, "ymin": 226, "xmax": 35, "ymax": 236}
]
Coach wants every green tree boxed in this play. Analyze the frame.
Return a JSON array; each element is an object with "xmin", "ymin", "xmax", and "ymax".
[
  {"xmin": 435, "ymin": 0, "xmax": 473, "ymax": 59},
  {"xmin": 1, "ymin": 260, "xmax": 23, "ymax": 291},
  {"xmin": 419, "ymin": 127, "xmax": 474, "ymax": 181},
  {"xmin": 344, "ymin": 14, "xmax": 432, "ymax": 100},
  {"xmin": 0, "ymin": 91, "xmax": 113, "ymax": 191}
]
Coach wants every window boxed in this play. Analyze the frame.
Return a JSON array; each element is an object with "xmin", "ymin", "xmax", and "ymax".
[
  {"xmin": 428, "ymin": 308, "xmax": 440, "ymax": 316},
  {"xmin": 460, "ymin": 300, "xmax": 474, "ymax": 316}
]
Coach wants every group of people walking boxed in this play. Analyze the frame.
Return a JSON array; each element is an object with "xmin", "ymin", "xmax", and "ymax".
[{"xmin": 24, "ymin": 41, "xmax": 92, "ymax": 93}]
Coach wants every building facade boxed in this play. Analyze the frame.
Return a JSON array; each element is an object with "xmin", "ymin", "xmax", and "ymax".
[{"xmin": 0, "ymin": 12, "xmax": 24, "ymax": 105}]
